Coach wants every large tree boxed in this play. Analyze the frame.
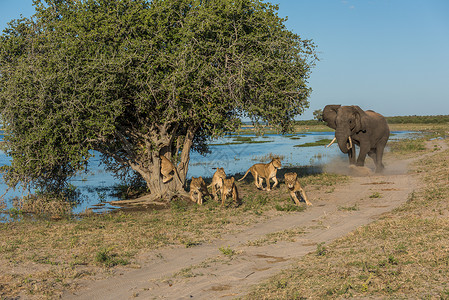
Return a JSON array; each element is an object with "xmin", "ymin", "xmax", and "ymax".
[{"xmin": 0, "ymin": 0, "xmax": 317, "ymax": 200}]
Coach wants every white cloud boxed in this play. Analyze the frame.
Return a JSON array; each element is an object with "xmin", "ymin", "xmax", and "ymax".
[{"xmin": 341, "ymin": 0, "xmax": 356, "ymax": 9}]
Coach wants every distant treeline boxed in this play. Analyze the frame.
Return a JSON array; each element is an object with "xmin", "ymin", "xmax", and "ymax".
[
  {"xmin": 293, "ymin": 115, "xmax": 449, "ymax": 126},
  {"xmin": 385, "ymin": 115, "xmax": 449, "ymax": 124},
  {"xmin": 294, "ymin": 120, "xmax": 322, "ymax": 126}
]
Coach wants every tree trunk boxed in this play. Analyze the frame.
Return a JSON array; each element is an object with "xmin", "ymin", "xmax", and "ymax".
[
  {"xmin": 130, "ymin": 125, "xmax": 196, "ymax": 202},
  {"xmin": 104, "ymin": 124, "xmax": 197, "ymax": 202},
  {"xmin": 177, "ymin": 126, "xmax": 196, "ymax": 186}
]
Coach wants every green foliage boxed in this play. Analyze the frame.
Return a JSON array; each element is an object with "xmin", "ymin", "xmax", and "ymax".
[
  {"xmin": 8, "ymin": 207, "xmax": 22, "ymax": 220},
  {"xmin": 294, "ymin": 119, "xmax": 323, "ymax": 126},
  {"xmin": 0, "ymin": 0, "xmax": 317, "ymax": 194},
  {"xmin": 313, "ymin": 109, "xmax": 324, "ymax": 122}
]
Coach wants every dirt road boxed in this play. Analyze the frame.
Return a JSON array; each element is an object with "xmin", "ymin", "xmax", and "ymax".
[{"xmin": 64, "ymin": 143, "xmax": 443, "ymax": 299}]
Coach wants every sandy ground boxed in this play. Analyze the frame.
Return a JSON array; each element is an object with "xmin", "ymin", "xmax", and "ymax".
[{"xmin": 63, "ymin": 141, "xmax": 445, "ymax": 299}]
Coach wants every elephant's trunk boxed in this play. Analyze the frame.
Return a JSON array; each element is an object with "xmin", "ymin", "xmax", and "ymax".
[{"xmin": 336, "ymin": 130, "xmax": 352, "ymax": 154}]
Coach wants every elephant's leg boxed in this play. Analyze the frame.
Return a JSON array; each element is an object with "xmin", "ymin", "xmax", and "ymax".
[
  {"xmin": 356, "ymin": 144, "xmax": 369, "ymax": 167},
  {"xmin": 375, "ymin": 145, "xmax": 386, "ymax": 173},
  {"xmin": 348, "ymin": 145, "xmax": 356, "ymax": 165},
  {"xmin": 368, "ymin": 150, "xmax": 377, "ymax": 165}
]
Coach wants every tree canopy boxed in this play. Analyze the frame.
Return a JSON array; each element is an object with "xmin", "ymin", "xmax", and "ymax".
[{"xmin": 0, "ymin": 0, "xmax": 317, "ymax": 199}]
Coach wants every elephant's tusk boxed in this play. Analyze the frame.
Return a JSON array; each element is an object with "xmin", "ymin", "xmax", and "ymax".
[
  {"xmin": 347, "ymin": 136, "xmax": 353, "ymax": 150},
  {"xmin": 326, "ymin": 137, "xmax": 337, "ymax": 148}
]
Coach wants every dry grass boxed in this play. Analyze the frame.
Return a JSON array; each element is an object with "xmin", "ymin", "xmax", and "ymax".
[
  {"xmin": 13, "ymin": 194, "xmax": 73, "ymax": 219},
  {"xmin": 245, "ymin": 227, "xmax": 306, "ymax": 247},
  {"xmin": 245, "ymin": 133, "xmax": 449, "ymax": 299},
  {"xmin": 0, "ymin": 172, "xmax": 347, "ymax": 299},
  {"xmin": 1, "ymin": 123, "xmax": 446, "ymax": 299}
]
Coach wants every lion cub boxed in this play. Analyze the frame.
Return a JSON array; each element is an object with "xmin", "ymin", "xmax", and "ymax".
[
  {"xmin": 284, "ymin": 172, "xmax": 312, "ymax": 206},
  {"xmin": 208, "ymin": 167, "xmax": 226, "ymax": 201},
  {"xmin": 189, "ymin": 176, "xmax": 210, "ymax": 205},
  {"xmin": 238, "ymin": 158, "xmax": 281, "ymax": 191},
  {"xmin": 160, "ymin": 155, "xmax": 183, "ymax": 184},
  {"xmin": 220, "ymin": 177, "xmax": 239, "ymax": 207}
]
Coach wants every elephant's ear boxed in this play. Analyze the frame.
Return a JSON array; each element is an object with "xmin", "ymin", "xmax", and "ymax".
[
  {"xmin": 352, "ymin": 105, "xmax": 368, "ymax": 133},
  {"xmin": 322, "ymin": 105, "xmax": 341, "ymax": 130}
]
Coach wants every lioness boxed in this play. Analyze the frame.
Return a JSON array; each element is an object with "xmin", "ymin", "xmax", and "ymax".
[
  {"xmin": 208, "ymin": 167, "xmax": 226, "ymax": 201},
  {"xmin": 189, "ymin": 176, "xmax": 210, "ymax": 205},
  {"xmin": 284, "ymin": 172, "xmax": 312, "ymax": 206},
  {"xmin": 238, "ymin": 158, "xmax": 281, "ymax": 191},
  {"xmin": 160, "ymin": 155, "xmax": 183, "ymax": 184},
  {"xmin": 220, "ymin": 177, "xmax": 239, "ymax": 207}
]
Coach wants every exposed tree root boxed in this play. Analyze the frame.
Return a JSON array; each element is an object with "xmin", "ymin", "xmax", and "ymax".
[{"xmin": 109, "ymin": 190, "xmax": 190, "ymax": 207}]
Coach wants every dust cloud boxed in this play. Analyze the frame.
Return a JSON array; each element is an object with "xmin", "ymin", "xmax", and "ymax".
[{"xmin": 323, "ymin": 152, "xmax": 410, "ymax": 177}]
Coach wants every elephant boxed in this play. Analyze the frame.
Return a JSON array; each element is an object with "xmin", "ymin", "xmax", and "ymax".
[{"xmin": 322, "ymin": 105, "xmax": 390, "ymax": 173}]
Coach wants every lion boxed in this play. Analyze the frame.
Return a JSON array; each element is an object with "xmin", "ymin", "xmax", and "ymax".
[
  {"xmin": 189, "ymin": 176, "xmax": 210, "ymax": 205},
  {"xmin": 238, "ymin": 158, "xmax": 282, "ymax": 191},
  {"xmin": 207, "ymin": 167, "xmax": 227, "ymax": 201},
  {"xmin": 284, "ymin": 172, "xmax": 312, "ymax": 206},
  {"xmin": 160, "ymin": 155, "xmax": 183, "ymax": 184},
  {"xmin": 220, "ymin": 177, "xmax": 239, "ymax": 207}
]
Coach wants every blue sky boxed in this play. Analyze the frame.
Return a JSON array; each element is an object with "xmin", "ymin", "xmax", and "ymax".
[{"xmin": 1, "ymin": 0, "xmax": 448, "ymax": 118}]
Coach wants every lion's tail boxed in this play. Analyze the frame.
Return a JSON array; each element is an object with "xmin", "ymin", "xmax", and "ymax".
[{"xmin": 238, "ymin": 167, "xmax": 252, "ymax": 182}]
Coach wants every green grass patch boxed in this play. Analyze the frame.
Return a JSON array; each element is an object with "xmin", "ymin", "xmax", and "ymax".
[
  {"xmin": 294, "ymin": 139, "xmax": 333, "ymax": 148},
  {"xmin": 218, "ymin": 246, "xmax": 235, "ymax": 256},
  {"xmin": 95, "ymin": 248, "xmax": 129, "ymax": 267},
  {"xmin": 389, "ymin": 138, "xmax": 426, "ymax": 154},
  {"xmin": 232, "ymin": 136, "xmax": 253, "ymax": 142}
]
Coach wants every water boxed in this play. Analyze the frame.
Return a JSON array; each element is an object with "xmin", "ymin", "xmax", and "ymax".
[
  {"xmin": 0, "ymin": 131, "xmax": 417, "ymax": 219},
  {"xmin": 188, "ymin": 132, "xmax": 338, "ymax": 178}
]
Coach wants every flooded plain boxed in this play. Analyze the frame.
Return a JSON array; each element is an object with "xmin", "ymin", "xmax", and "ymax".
[{"xmin": 0, "ymin": 131, "xmax": 416, "ymax": 218}]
